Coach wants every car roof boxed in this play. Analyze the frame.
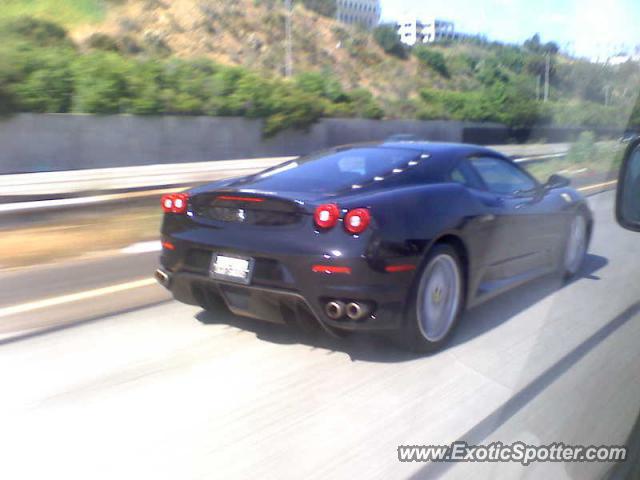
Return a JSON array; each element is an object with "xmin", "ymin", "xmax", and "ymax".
[
  {"xmin": 327, "ymin": 141, "xmax": 512, "ymax": 184},
  {"xmin": 335, "ymin": 141, "xmax": 507, "ymax": 165}
]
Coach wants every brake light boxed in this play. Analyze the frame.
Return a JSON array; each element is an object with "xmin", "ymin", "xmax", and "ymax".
[
  {"xmin": 344, "ymin": 208, "xmax": 371, "ymax": 234},
  {"xmin": 312, "ymin": 265, "xmax": 352, "ymax": 274},
  {"xmin": 161, "ymin": 193, "xmax": 189, "ymax": 214},
  {"xmin": 162, "ymin": 241, "xmax": 176, "ymax": 251},
  {"xmin": 217, "ymin": 196, "xmax": 265, "ymax": 203},
  {"xmin": 385, "ymin": 264, "xmax": 416, "ymax": 273},
  {"xmin": 314, "ymin": 204, "xmax": 340, "ymax": 229}
]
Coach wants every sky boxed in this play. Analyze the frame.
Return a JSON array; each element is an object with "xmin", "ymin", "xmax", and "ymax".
[{"xmin": 380, "ymin": 0, "xmax": 640, "ymax": 60}]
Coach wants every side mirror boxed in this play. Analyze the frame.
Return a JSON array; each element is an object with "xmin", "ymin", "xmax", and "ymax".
[
  {"xmin": 616, "ymin": 138, "xmax": 640, "ymax": 232},
  {"xmin": 545, "ymin": 174, "xmax": 570, "ymax": 190}
]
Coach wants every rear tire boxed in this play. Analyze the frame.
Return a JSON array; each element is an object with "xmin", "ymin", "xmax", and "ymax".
[
  {"xmin": 561, "ymin": 212, "xmax": 589, "ymax": 280},
  {"xmin": 400, "ymin": 244, "xmax": 465, "ymax": 353}
]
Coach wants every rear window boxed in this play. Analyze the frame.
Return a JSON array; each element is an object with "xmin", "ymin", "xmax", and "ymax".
[{"xmin": 241, "ymin": 147, "xmax": 422, "ymax": 194}]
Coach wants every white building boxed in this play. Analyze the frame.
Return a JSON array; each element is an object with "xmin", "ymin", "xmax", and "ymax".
[
  {"xmin": 608, "ymin": 54, "xmax": 634, "ymax": 66},
  {"xmin": 336, "ymin": 0, "xmax": 381, "ymax": 29},
  {"xmin": 397, "ymin": 17, "xmax": 457, "ymax": 46}
]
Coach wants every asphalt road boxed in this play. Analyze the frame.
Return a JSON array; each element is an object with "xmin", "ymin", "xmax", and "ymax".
[{"xmin": 0, "ymin": 190, "xmax": 639, "ymax": 479}]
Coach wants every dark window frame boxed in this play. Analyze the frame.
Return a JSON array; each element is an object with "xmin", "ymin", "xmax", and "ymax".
[
  {"xmin": 464, "ymin": 154, "xmax": 540, "ymax": 196},
  {"xmin": 448, "ymin": 158, "xmax": 486, "ymax": 190}
]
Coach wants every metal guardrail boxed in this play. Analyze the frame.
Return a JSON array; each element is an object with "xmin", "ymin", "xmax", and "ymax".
[
  {"xmin": 0, "ymin": 146, "xmax": 571, "ymax": 216},
  {"xmin": 513, "ymin": 153, "xmax": 567, "ymax": 165}
]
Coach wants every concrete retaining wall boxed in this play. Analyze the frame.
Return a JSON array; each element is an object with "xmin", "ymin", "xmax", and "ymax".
[{"xmin": 0, "ymin": 114, "xmax": 622, "ymax": 174}]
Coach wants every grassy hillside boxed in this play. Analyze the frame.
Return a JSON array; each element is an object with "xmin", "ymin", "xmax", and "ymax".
[
  {"xmin": 1, "ymin": 0, "xmax": 638, "ymax": 132},
  {"xmin": 71, "ymin": 0, "xmax": 421, "ymax": 99},
  {"xmin": 3, "ymin": 0, "xmax": 107, "ymax": 25}
]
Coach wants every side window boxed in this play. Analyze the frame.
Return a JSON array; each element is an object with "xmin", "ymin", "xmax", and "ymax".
[
  {"xmin": 469, "ymin": 156, "xmax": 537, "ymax": 195},
  {"xmin": 451, "ymin": 168, "xmax": 467, "ymax": 184},
  {"xmin": 449, "ymin": 161, "xmax": 484, "ymax": 190}
]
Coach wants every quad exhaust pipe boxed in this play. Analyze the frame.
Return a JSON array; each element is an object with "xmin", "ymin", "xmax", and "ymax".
[
  {"xmin": 346, "ymin": 302, "xmax": 371, "ymax": 321},
  {"xmin": 325, "ymin": 301, "xmax": 346, "ymax": 320},
  {"xmin": 325, "ymin": 300, "xmax": 372, "ymax": 321},
  {"xmin": 155, "ymin": 269, "xmax": 170, "ymax": 288}
]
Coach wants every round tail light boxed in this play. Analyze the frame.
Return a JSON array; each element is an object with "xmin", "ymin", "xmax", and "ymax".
[
  {"xmin": 344, "ymin": 208, "xmax": 371, "ymax": 234},
  {"xmin": 314, "ymin": 204, "xmax": 340, "ymax": 229},
  {"xmin": 161, "ymin": 193, "xmax": 189, "ymax": 214},
  {"xmin": 161, "ymin": 195, "xmax": 174, "ymax": 212}
]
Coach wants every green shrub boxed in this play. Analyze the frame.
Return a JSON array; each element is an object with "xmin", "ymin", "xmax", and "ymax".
[
  {"xmin": 475, "ymin": 57, "xmax": 510, "ymax": 86},
  {"xmin": 294, "ymin": 71, "xmax": 348, "ymax": 102},
  {"xmin": 3, "ymin": 16, "xmax": 71, "ymax": 47},
  {"xmin": 346, "ymin": 88, "xmax": 384, "ymax": 119},
  {"xmin": 413, "ymin": 46, "xmax": 449, "ymax": 77},
  {"xmin": 566, "ymin": 131, "xmax": 596, "ymax": 164},
  {"xmin": 123, "ymin": 60, "xmax": 164, "ymax": 114},
  {"xmin": 71, "ymin": 52, "xmax": 131, "ymax": 113},
  {"xmin": 419, "ymin": 84, "xmax": 544, "ymax": 128},
  {"xmin": 0, "ymin": 48, "xmax": 18, "ymax": 114},
  {"xmin": 223, "ymin": 74, "xmax": 325, "ymax": 136},
  {"xmin": 493, "ymin": 45, "xmax": 526, "ymax": 73},
  {"xmin": 629, "ymin": 97, "xmax": 640, "ymax": 129},
  {"xmin": 373, "ymin": 24, "xmax": 407, "ymax": 59},
  {"xmin": 263, "ymin": 83, "xmax": 324, "ymax": 136},
  {"xmin": 86, "ymin": 33, "xmax": 120, "ymax": 52},
  {"xmin": 161, "ymin": 58, "xmax": 220, "ymax": 115},
  {"xmin": 549, "ymin": 101, "xmax": 623, "ymax": 128},
  {"xmin": 224, "ymin": 73, "xmax": 274, "ymax": 117},
  {"xmin": 13, "ymin": 47, "xmax": 75, "ymax": 112}
]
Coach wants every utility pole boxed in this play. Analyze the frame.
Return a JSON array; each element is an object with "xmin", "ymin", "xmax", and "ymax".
[
  {"xmin": 603, "ymin": 85, "xmax": 612, "ymax": 106},
  {"xmin": 285, "ymin": 0, "xmax": 293, "ymax": 77},
  {"xmin": 536, "ymin": 75, "xmax": 541, "ymax": 102},
  {"xmin": 543, "ymin": 53, "xmax": 550, "ymax": 103}
]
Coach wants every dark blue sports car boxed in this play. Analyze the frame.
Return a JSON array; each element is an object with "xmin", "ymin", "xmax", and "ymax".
[{"xmin": 156, "ymin": 142, "xmax": 592, "ymax": 351}]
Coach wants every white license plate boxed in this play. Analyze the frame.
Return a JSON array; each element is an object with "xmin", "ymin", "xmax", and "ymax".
[{"xmin": 210, "ymin": 254, "xmax": 254, "ymax": 284}]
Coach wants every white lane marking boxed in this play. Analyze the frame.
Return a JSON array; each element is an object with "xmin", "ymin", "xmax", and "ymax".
[
  {"xmin": 122, "ymin": 241, "xmax": 162, "ymax": 254},
  {"xmin": 577, "ymin": 180, "xmax": 617, "ymax": 192},
  {"xmin": 0, "ymin": 278, "xmax": 157, "ymax": 319}
]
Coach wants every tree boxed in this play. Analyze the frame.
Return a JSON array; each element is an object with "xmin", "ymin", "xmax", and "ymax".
[
  {"xmin": 72, "ymin": 52, "xmax": 131, "ymax": 114},
  {"xmin": 524, "ymin": 33, "xmax": 559, "ymax": 55},
  {"xmin": 373, "ymin": 24, "xmax": 407, "ymax": 59},
  {"xmin": 629, "ymin": 97, "xmax": 640, "ymax": 129},
  {"xmin": 543, "ymin": 41, "xmax": 559, "ymax": 55},
  {"xmin": 524, "ymin": 34, "xmax": 542, "ymax": 53},
  {"xmin": 124, "ymin": 60, "xmax": 164, "ymax": 114},
  {"xmin": 5, "ymin": 16, "xmax": 70, "ymax": 47},
  {"xmin": 13, "ymin": 48, "xmax": 75, "ymax": 112},
  {"xmin": 0, "ymin": 48, "xmax": 18, "ymax": 114},
  {"xmin": 161, "ymin": 58, "xmax": 221, "ymax": 115},
  {"xmin": 263, "ymin": 83, "xmax": 324, "ymax": 136}
]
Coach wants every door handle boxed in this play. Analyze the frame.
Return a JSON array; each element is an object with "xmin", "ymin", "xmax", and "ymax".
[{"xmin": 481, "ymin": 196, "xmax": 504, "ymax": 208}]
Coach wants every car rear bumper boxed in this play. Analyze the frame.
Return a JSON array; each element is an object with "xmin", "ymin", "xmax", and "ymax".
[{"xmin": 157, "ymin": 238, "xmax": 418, "ymax": 332}]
